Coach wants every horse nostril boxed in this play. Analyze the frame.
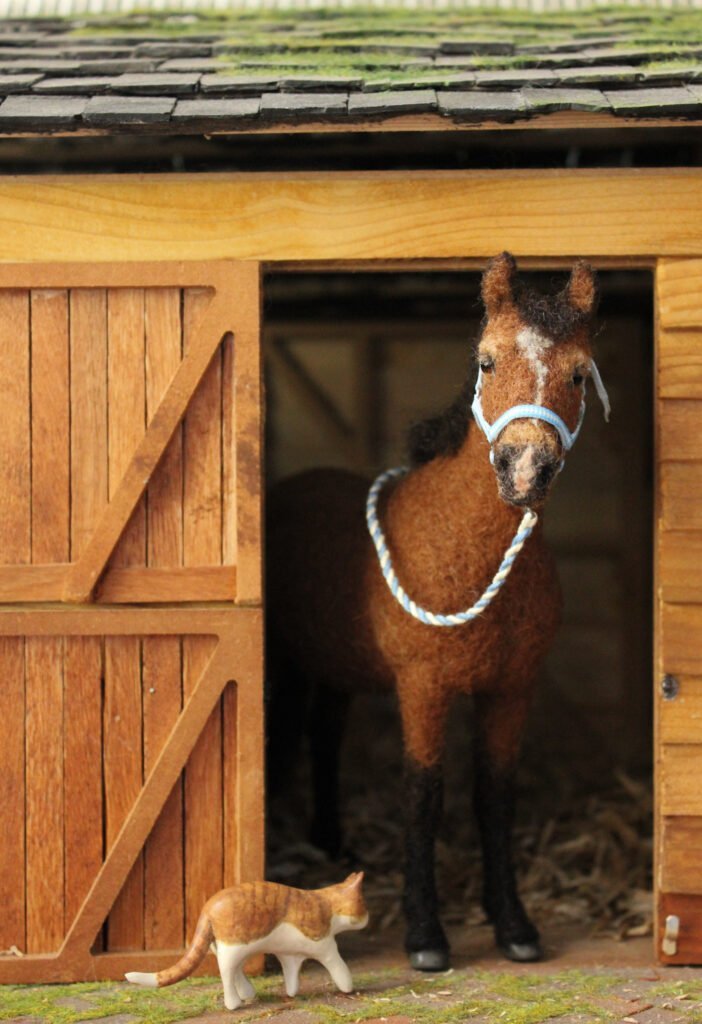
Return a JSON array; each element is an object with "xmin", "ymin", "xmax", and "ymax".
[
  {"xmin": 495, "ymin": 451, "xmax": 511, "ymax": 473},
  {"xmin": 536, "ymin": 462, "xmax": 557, "ymax": 489}
]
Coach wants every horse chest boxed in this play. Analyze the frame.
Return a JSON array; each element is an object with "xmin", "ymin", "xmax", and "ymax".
[{"xmin": 373, "ymin": 539, "xmax": 561, "ymax": 694}]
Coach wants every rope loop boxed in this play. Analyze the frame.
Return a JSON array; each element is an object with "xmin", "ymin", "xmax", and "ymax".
[{"xmin": 366, "ymin": 466, "xmax": 537, "ymax": 627}]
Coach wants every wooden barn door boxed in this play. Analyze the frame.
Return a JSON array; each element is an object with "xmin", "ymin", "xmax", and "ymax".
[
  {"xmin": 655, "ymin": 258, "xmax": 702, "ymax": 963},
  {"xmin": 0, "ymin": 262, "xmax": 264, "ymax": 983}
]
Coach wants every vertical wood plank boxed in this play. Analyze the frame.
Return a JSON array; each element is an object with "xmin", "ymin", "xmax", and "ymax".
[
  {"xmin": 0, "ymin": 638, "xmax": 25, "ymax": 952},
  {"xmin": 26, "ymin": 290, "xmax": 70, "ymax": 953},
  {"xmin": 25, "ymin": 638, "xmax": 64, "ymax": 953},
  {"xmin": 222, "ymin": 333, "xmax": 237, "ymax": 572},
  {"xmin": 30, "ymin": 290, "xmax": 69, "ymax": 563},
  {"xmin": 183, "ymin": 288, "xmax": 223, "ymax": 935},
  {"xmin": 0, "ymin": 290, "xmax": 30, "ymax": 564},
  {"xmin": 67, "ymin": 288, "xmax": 107, "ymax": 948},
  {"xmin": 143, "ymin": 287, "xmax": 184, "ymax": 950},
  {"xmin": 222, "ymin": 325, "xmax": 238, "ymax": 889},
  {"xmin": 233, "ymin": 265, "xmax": 263, "ymax": 604},
  {"xmin": 64, "ymin": 638, "xmax": 103, "ymax": 936},
  {"xmin": 105, "ymin": 288, "xmax": 145, "ymax": 951},
  {"xmin": 0, "ymin": 290, "xmax": 29, "ymax": 953},
  {"xmin": 70, "ymin": 290, "xmax": 108, "ymax": 559}
]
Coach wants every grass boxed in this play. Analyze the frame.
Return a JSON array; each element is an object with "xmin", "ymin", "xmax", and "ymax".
[{"xmin": 6, "ymin": 966, "xmax": 702, "ymax": 1024}]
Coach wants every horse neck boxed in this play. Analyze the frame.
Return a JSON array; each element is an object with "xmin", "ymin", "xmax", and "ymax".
[{"xmin": 387, "ymin": 425, "xmax": 528, "ymax": 559}]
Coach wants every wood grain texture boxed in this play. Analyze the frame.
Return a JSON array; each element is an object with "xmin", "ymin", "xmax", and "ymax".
[
  {"xmin": 64, "ymin": 290, "xmax": 227, "ymax": 603},
  {"xmin": 143, "ymin": 286, "xmax": 184, "ymax": 951},
  {"xmin": 658, "ymin": 259, "xmax": 702, "ymax": 328},
  {"xmin": 70, "ymin": 289, "xmax": 108, "ymax": 560},
  {"xmin": 0, "ymin": 290, "xmax": 30, "ymax": 564},
  {"xmin": 660, "ymin": 817, "xmax": 702, "ymax": 894},
  {"xmin": 662, "ymin": 604, "xmax": 702, "ymax": 677},
  {"xmin": 661, "ymin": 462, "xmax": 702, "ymax": 531},
  {"xmin": 25, "ymin": 290, "xmax": 70, "ymax": 952},
  {"xmin": 0, "ymin": 171, "xmax": 700, "ymax": 262},
  {"xmin": 660, "ymin": 400, "xmax": 702, "ymax": 462},
  {"xmin": 183, "ymin": 287, "xmax": 223, "ymax": 936},
  {"xmin": 0, "ymin": 638, "xmax": 25, "ymax": 952},
  {"xmin": 31, "ymin": 290, "xmax": 69, "ymax": 563},
  {"xmin": 104, "ymin": 636, "xmax": 144, "ymax": 951},
  {"xmin": 659, "ymin": 532, "xmax": 702, "ymax": 604},
  {"xmin": 64, "ymin": 638, "xmax": 103, "ymax": 936},
  {"xmin": 659, "ymin": 331, "xmax": 702, "ymax": 400},
  {"xmin": 659, "ymin": 676, "xmax": 702, "ymax": 745},
  {"xmin": 660, "ymin": 744, "xmax": 702, "ymax": 816},
  {"xmin": 0, "ymin": 290, "xmax": 29, "ymax": 955},
  {"xmin": 25, "ymin": 637, "xmax": 64, "ymax": 953},
  {"xmin": 67, "ymin": 288, "xmax": 108, "ymax": 950},
  {"xmin": 105, "ymin": 288, "xmax": 146, "ymax": 952},
  {"xmin": 231, "ymin": 265, "xmax": 262, "ymax": 605}
]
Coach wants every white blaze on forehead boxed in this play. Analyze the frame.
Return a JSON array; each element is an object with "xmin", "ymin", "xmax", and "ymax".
[{"xmin": 516, "ymin": 326, "xmax": 553, "ymax": 404}]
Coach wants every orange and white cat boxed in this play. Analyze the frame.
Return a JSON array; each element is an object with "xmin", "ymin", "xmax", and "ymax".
[{"xmin": 126, "ymin": 872, "xmax": 368, "ymax": 1011}]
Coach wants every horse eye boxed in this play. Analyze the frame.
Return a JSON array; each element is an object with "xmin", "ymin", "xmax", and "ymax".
[
  {"xmin": 572, "ymin": 372, "xmax": 584, "ymax": 386},
  {"xmin": 480, "ymin": 356, "xmax": 495, "ymax": 373}
]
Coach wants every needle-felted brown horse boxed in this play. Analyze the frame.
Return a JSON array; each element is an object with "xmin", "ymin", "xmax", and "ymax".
[{"xmin": 266, "ymin": 254, "xmax": 606, "ymax": 971}]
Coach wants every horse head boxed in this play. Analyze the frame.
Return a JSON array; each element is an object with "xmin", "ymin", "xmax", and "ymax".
[{"xmin": 475, "ymin": 252, "xmax": 608, "ymax": 509}]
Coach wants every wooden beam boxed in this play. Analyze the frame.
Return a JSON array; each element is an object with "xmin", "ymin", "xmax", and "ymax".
[{"xmin": 0, "ymin": 171, "xmax": 701, "ymax": 263}]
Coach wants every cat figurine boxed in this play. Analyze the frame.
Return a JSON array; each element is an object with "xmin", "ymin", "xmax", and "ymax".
[{"xmin": 126, "ymin": 871, "xmax": 368, "ymax": 1011}]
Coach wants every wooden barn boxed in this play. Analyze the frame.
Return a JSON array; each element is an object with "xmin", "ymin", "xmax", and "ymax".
[{"xmin": 0, "ymin": 2, "xmax": 701, "ymax": 984}]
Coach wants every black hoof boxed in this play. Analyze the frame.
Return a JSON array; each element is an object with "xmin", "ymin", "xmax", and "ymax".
[
  {"xmin": 499, "ymin": 939, "xmax": 544, "ymax": 963},
  {"xmin": 408, "ymin": 948, "xmax": 450, "ymax": 972}
]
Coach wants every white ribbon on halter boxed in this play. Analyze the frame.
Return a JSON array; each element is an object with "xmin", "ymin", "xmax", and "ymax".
[{"xmin": 471, "ymin": 358, "xmax": 610, "ymax": 463}]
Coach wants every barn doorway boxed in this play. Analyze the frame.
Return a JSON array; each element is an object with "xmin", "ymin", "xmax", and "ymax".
[{"xmin": 263, "ymin": 267, "xmax": 654, "ymax": 964}]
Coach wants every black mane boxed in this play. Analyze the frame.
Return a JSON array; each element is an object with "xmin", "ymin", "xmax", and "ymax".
[
  {"xmin": 516, "ymin": 279, "xmax": 594, "ymax": 341},
  {"xmin": 407, "ymin": 377, "xmax": 473, "ymax": 466}
]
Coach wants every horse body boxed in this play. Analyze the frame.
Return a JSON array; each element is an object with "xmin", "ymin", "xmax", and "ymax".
[{"xmin": 267, "ymin": 253, "xmax": 600, "ymax": 971}]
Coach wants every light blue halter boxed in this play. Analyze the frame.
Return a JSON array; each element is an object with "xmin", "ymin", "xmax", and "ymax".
[
  {"xmin": 471, "ymin": 359, "xmax": 610, "ymax": 464},
  {"xmin": 366, "ymin": 359, "xmax": 610, "ymax": 628}
]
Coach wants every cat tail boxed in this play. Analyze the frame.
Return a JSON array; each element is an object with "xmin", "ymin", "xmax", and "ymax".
[{"xmin": 125, "ymin": 913, "xmax": 214, "ymax": 989}]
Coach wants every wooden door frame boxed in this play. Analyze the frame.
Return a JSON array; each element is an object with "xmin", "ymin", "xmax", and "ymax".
[{"xmin": 0, "ymin": 167, "xmax": 699, "ymax": 972}]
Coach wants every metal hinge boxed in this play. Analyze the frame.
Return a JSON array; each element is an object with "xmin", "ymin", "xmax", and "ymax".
[
  {"xmin": 661, "ymin": 675, "xmax": 680, "ymax": 701},
  {"xmin": 662, "ymin": 914, "xmax": 680, "ymax": 956}
]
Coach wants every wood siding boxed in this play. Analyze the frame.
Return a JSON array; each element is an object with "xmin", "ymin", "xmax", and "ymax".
[{"xmin": 656, "ymin": 259, "xmax": 702, "ymax": 964}]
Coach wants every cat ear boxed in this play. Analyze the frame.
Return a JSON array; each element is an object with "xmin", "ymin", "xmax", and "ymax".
[{"xmin": 343, "ymin": 871, "xmax": 364, "ymax": 889}]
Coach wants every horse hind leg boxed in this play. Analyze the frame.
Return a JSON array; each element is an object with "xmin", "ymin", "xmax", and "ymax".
[
  {"xmin": 473, "ymin": 690, "xmax": 542, "ymax": 963},
  {"xmin": 308, "ymin": 682, "xmax": 351, "ymax": 859}
]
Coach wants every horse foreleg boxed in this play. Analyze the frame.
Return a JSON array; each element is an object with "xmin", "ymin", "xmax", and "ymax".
[
  {"xmin": 399, "ymin": 675, "xmax": 450, "ymax": 972},
  {"xmin": 473, "ymin": 689, "xmax": 542, "ymax": 963}
]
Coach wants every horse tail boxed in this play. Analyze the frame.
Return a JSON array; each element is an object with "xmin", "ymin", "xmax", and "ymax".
[{"xmin": 125, "ymin": 912, "xmax": 214, "ymax": 989}]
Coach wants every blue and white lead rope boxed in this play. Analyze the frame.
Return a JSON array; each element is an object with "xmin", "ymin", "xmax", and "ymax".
[{"xmin": 365, "ymin": 466, "xmax": 537, "ymax": 627}]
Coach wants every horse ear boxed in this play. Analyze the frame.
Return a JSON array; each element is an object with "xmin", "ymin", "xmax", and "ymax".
[
  {"xmin": 567, "ymin": 260, "xmax": 598, "ymax": 316},
  {"xmin": 481, "ymin": 251, "xmax": 517, "ymax": 317}
]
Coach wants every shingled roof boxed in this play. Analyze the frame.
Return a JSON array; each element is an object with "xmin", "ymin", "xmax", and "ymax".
[{"xmin": 2, "ymin": 7, "xmax": 702, "ymax": 133}]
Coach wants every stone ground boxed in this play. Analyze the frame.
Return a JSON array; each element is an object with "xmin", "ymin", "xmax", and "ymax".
[{"xmin": 3, "ymin": 923, "xmax": 702, "ymax": 1024}]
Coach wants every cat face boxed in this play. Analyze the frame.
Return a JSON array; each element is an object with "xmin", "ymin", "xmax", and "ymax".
[{"xmin": 329, "ymin": 872, "xmax": 368, "ymax": 931}]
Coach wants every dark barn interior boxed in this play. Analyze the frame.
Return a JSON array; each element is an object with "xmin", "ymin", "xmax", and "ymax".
[{"xmin": 263, "ymin": 266, "xmax": 654, "ymax": 961}]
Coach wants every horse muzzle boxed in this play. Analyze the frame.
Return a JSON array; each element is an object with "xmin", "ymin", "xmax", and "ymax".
[{"xmin": 492, "ymin": 443, "xmax": 561, "ymax": 507}]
